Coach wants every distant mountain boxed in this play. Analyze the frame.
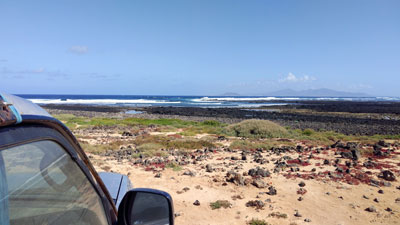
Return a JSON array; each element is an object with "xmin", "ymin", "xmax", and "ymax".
[
  {"xmin": 221, "ymin": 92, "xmax": 241, "ymax": 96},
  {"xmin": 265, "ymin": 88, "xmax": 369, "ymax": 97}
]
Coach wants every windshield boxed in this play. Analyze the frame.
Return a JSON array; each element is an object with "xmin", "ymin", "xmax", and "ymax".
[{"xmin": 0, "ymin": 140, "xmax": 108, "ymax": 225}]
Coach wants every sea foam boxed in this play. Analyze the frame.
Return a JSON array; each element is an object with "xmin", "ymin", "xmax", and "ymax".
[{"xmin": 29, "ymin": 99, "xmax": 181, "ymax": 105}]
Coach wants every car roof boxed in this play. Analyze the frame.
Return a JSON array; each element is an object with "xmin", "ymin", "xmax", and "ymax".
[
  {"xmin": 0, "ymin": 93, "xmax": 52, "ymax": 126},
  {"xmin": 1, "ymin": 93, "xmax": 51, "ymax": 117}
]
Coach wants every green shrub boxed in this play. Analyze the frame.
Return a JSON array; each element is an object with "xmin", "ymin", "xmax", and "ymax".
[
  {"xmin": 165, "ymin": 162, "xmax": 182, "ymax": 171},
  {"xmin": 201, "ymin": 120, "xmax": 221, "ymax": 126},
  {"xmin": 136, "ymin": 143, "xmax": 165, "ymax": 157},
  {"xmin": 210, "ymin": 200, "xmax": 232, "ymax": 210},
  {"xmin": 226, "ymin": 119, "xmax": 288, "ymax": 138},
  {"xmin": 302, "ymin": 128, "xmax": 315, "ymax": 136},
  {"xmin": 166, "ymin": 139, "xmax": 215, "ymax": 149},
  {"xmin": 269, "ymin": 212, "xmax": 288, "ymax": 219},
  {"xmin": 80, "ymin": 140, "xmax": 124, "ymax": 154},
  {"xmin": 248, "ymin": 218, "xmax": 269, "ymax": 225}
]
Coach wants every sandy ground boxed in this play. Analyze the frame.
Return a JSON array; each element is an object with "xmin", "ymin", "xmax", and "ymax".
[
  {"xmin": 88, "ymin": 143, "xmax": 400, "ymax": 225},
  {"xmin": 66, "ymin": 118, "xmax": 400, "ymax": 225}
]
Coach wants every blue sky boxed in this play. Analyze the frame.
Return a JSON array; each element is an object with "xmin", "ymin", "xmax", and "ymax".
[{"xmin": 1, "ymin": 0, "xmax": 399, "ymax": 96}]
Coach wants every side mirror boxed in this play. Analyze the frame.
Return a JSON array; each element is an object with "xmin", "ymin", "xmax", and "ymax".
[{"xmin": 118, "ymin": 188, "xmax": 174, "ymax": 225}]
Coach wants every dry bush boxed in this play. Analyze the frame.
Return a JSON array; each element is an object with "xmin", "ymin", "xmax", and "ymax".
[{"xmin": 227, "ymin": 119, "xmax": 288, "ymax": 138}]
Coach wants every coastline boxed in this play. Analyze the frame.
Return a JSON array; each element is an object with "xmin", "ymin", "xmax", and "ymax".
[{"xmin": 43, "ymin": 101, "xmax": 400, "ymax": 136}]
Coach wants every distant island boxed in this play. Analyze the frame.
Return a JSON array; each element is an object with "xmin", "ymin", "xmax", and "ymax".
[
  {"xmin": 265, "ymin": 88, "xmax": 369, "ymax": 97},
  {"xmin": 220, "ymin": 88, "xmax": 369, "ymax": 97},
  {"xmin": 221, "ymin": 92, "xmax": 241, "ymax": 96}
]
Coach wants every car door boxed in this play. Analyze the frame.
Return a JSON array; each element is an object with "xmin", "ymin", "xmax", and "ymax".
[{"xmin": 0, "ymin": 124, "xmax": 115, "ymax": 225}]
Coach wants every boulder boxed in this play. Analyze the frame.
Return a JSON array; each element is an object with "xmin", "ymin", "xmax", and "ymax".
[
  {"xmin": 248, "ymin": 167, "xmax": 270, "ymax": 177},
  {"xmin": 226, "ymin": 171, "xmax": 245, "ymax": 185},
  {"xmin": 331, "ymin": 140, "xmax": 346, "ymax": 149},
  {"xmin": 245, "ymin": 200, "xmax": 265, "ymax": 209},
  {"xmin": 252, "ymin": 179, "xmax": 267, "ymax": 188}
]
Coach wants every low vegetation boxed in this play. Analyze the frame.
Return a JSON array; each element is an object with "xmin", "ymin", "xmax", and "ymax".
[
  {"xmin": 165, "ymin": 162, "xmax": 183, "ymax": 171},
  {"xmin": 136, "ymin": 143, "xmax": 166, "ymax": 157},
  {"xmin": 269, "ymin": 212, "xmax": 288, "ymax": 219},
  {"xmin": 210, "ymin": 200, "xmax": 232, "ymax": 210},
  {"xmin": 55, "ymin": 114, "xmax": 224, "ymax": 132},
  {"xmin": 79, "ymin": 141, "xmax": 124, "ymax": 154},
  {"xmin": 57, "ymin": 114, "xmax": 400, "ymax": 155},
  {"xmin": 226, "ymin": 119, "xmax": 289, "ymax": 138},
  {"xmin": 133, "ymin": 135, "xmax": 217, "ymax": 150},
  {"xmin": 230, "ymin": 139, "xmax": 296, "ymax": 150},
  {"xmin": 247, "ymin": 218, "xmax": 270, "ymax": 225}
]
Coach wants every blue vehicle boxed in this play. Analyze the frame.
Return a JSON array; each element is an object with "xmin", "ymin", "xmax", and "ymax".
[{"xmin": 0, "ymin": 93, "xmax": 174, "ymax": 225}]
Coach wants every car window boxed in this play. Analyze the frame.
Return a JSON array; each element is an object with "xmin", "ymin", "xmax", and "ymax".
[{"xmin": 0, "ymin": 140, "xmax": 109, "ymax": 225}]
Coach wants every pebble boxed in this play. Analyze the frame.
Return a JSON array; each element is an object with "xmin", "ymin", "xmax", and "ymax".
[
  {"xmin": 298, "ymin": 181, "xmax": 306, "ymax": 187},
  {"xmin": 206, "ymin": 164, "xmax": 213, "ymax": 173},
  {"xmin": 193, "ymin": 200, "xmax": 200, "ymax": 206},
  {"xmin": 267, "ymin": 186, "xmax": 277, "ymax": 195},
  {"xmin": 294, "ymin": 211, "xmax": 302, "ymax": 217},
  {"xmin": 297, "ymin": 188, "xmax": 307, "ymax": 195},
  {"xmin": 183, "ymin": 170, "xmax": 196, "ymax": 177},
  {"xmin": 365, "ymin": 206, "xmax": 376, "ymax": 212},
  {"xmin": 304, "ymin": 218, "xmax": 312, "ymax": 222}
]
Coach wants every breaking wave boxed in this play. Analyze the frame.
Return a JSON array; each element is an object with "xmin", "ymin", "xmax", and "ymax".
[{"xmin": 29, "ymin": 98, "xmax": 181, "ymax": 105}]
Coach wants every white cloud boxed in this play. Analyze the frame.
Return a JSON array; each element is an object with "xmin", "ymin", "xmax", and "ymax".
[
  {"xmin": 69, "ymin": 45, "xmax": 88, "ymax": 54},
  {"xmin": 279, "ymin": 73, "xmax": 316, "ymax": 83},
  {"xmin": 1, "ymin": 67, "xmax": 68, "ymax": 79},
  {"xmin": 32, "ymin": 68, "xmax": 45, "ymax": 73},
  {"xmin": 348, "ymin": 83, "xmax": 373, "ymax": 90}
]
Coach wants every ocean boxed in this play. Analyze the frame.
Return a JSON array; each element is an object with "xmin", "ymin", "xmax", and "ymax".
[{"xmin": 17, "ymin": 94, "xmax": 400, "ymax": 108}]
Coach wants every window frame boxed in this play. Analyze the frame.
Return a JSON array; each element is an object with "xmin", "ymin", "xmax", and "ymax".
[{"xmin": 0, "ymin": 122, "xmax": 117, "ymax": 225}]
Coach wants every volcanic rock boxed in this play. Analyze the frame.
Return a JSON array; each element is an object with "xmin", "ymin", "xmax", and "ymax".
[
  {"xmin": 379, "ymin": 170, "xmax": 396, "ymax": 181},
  {"xmin": 267, "ymin": 186, "xmax": 277, "ymax": 195},
  {"xmin": 248, "ymin": 167, "xmax": 270, "ymax": 177},
  {"xmin": 252, "ymin": 179, "xmax": 268, "ymax": 188},
  {"xmin": 226, "ymin": 171, "xmax": 245, "ymax": 185},
  {"xmin": 245, "ymin": 200, "xmax": 265, "ymax": 209},
  {"xmin": 365, "ymin": 206, "xmax": 376, "ymax": 212}
]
